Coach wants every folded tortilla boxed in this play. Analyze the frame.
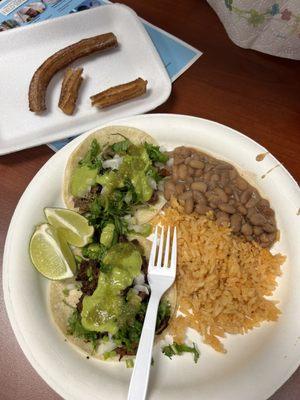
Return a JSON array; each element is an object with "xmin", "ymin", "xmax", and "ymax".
[
  {"xmin": 49, "ymin": 237, "xmax": 177, "ymax": 360},
  {"xmin": 63, "ymin": 125, "xmax": 165, "ymax": 219}
]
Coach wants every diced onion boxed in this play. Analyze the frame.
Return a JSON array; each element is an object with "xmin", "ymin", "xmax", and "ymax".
[
  {"xmin": 102, "ymin": 155, "xmax": 123, "ymax": 170},
  {"xmin": 158, "ymin": 180, "xmax": 164, "ymax": 192},
  {"xmin": 134, "ymin": 273, "xmax": 145, "ymax": 286},
  {"xmin": 166, "ymin": 158, "xmax": 174, "ymax": 167},
  {"xmin": 97, "ymin": 340, "xmax": 116, "ymax": 356},
  {"xmin": 147, "ymin": 177, "xmax": 157, "ymax": 190},
  {"xmin": 66, "ymin": 283, "xmax": 76, "ymax": 290}
]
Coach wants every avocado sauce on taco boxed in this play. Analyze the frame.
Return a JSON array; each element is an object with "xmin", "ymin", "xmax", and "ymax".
[{"xmin": 50, "ymin": 126, "xmax": 176, "ymax": 360}]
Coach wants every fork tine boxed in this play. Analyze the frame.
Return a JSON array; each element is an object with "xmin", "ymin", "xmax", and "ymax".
[
  {"xmin": 163, "ymin": 226, "xmax": 170, "ymax": 267},
  {"xmin": 149, "ymin": 226, "xmax": 158, "ymax": 268},
  {"xmin": 170, "ymin": 227, "xmax": 177, "ymax": 269},
  {"xmin": 156, "ymin": 226, "xmax": 164, "ymax": 267}
]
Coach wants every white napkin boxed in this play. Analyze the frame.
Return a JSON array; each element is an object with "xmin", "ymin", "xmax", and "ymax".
[{"xmin": 207, "ymin": 0, "xmax": 300, "ymax": 59}]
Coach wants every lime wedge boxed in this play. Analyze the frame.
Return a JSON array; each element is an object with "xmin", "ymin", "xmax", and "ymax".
[
  {"xmin": 44, "ymin": 207, "xmax": 94, "ymax": 247},
  {"xmin": 29, "ymin": 223, "xmax": 76, "ymax": 280}
]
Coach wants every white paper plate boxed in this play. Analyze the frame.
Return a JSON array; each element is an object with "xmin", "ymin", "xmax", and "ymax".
[
  {"xmin": 3, "ymin": 114, "xmax": 300, "ymax": 400},
  {"xmin": 0, "ymin": 5, "xmax": 171, "ymax": 155}
]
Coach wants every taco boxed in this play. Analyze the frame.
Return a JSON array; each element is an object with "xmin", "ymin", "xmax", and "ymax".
[
  {"xmin": 50, "ymin": 237, "xmax": 177, "ymax": 361},
  {"xmin": 63, "ymin": 125, "xmax": 166, "ymax": 222},
  {"xmin": 49, "ymin": 125, "xmax": 176, "ymax": 361}
]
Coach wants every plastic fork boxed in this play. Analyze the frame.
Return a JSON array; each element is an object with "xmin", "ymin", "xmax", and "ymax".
[{"xmin": 127, "ymin": 226, "xmax": 177, "ymax": 400}]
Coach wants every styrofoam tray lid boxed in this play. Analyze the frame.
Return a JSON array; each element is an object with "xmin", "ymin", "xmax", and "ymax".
[{"xmin": 0, "ymin": 4, "xmax": 171, "ymax": 155}]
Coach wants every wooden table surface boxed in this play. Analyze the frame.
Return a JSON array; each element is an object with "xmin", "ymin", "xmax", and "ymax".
[{"xmin": 0, "ymin": 1, "xmax": 299, "ymax": 399}]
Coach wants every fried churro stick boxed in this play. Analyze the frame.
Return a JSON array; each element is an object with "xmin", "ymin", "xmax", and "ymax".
[
  {"xmin": 90, "ymin": 78, "xmax": 147, "ymax": 108},
  {"xmin": 58, "ymin": 67, "xmax": 83, "ymax": 115},
  {"xmin": 29, "ymin": 32, "xmax": 118, "ymax": 112}
]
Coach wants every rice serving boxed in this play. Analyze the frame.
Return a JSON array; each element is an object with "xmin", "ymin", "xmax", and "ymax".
[{"xmin": 153, "ymin": 199, "xmax": 285, "ymax": 353}]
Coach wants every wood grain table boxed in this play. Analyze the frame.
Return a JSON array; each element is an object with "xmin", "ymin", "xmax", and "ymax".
[{"xmin": 0, "ymin": 1, "xmax": 299, "ymax": 399}]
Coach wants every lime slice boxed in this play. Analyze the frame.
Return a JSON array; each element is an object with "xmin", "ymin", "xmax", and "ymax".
[
  {"xmin": 29, "ymin": 223, "xmax": 76, "ymax": 280},
  {"xmin": 44, "ymin": 207, "xmax": 94, "ymax": 247}
]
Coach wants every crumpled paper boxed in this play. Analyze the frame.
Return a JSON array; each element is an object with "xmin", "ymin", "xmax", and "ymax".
[{"xmin": 207, "ymin": 0, "xmax": 300, "ymax": 59}]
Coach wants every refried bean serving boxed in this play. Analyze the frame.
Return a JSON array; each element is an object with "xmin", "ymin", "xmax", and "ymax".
[{"xmin": 164, "ymin": 146, "xmax": 278, "ymax": 248}]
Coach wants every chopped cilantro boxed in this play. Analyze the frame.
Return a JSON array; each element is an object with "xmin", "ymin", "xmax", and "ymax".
[
  {"xmin": 111, "ymin": 139, "xmax": 131, "ymax": 154},
  {"xmin": 82, "ymin": 243, "xmax": 106, "ymax": 262},
  {"xmin": 162, "ymin": 342, "xmax": 200, "ymax": 363},
  {"xmin": 62, "ymin": 288, "xmax": 70, "ymax": 297},
  {"xmin": 67, "ymin": 310, "xmax": 100, "ymax": 351},
  {"xmin": 79, "ymin": 139, "xmax": 102, "ymax": 170},
  {"xmin": 144, "ymin": 143, "xmax": 168, "ymax": 164}
]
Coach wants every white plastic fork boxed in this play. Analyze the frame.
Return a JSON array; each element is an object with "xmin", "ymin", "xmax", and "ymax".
[{"xmin": 127, "ymin": 226, "xmax": 177, "ymax": 400}]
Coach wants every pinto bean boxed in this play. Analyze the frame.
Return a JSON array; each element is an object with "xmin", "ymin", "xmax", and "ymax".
[
  {"xmin": 172, "ymin": 165, "xmax": 179, "ymax": 181},
  {"xmin": 184, "ymin": 198, "xmax": 194, "ymax": 214},
  {"xmin": 175, "ymin": 182, "xmax": 185, "ymax": 195},
  {"xmin": 214, "ymin": 187, "xmax": 228, "ymax": 203},
  {"xmin": 241, "ymin": 223, "xmax": 253, "ymax": 236},
  {"xmin": 174, "ymin": 155, "xmax": 185, "ymax": 165},
  {"xmin": 195, "ymin": 204, "xmax": 211, "ymax": 215},
  {"xmin": 224, "ymin": 186, "xmax": 233, "ymax": 195},
  {"xmin": 174, "ymin": 146, "xmax": 191, "ymax": 157},
  {"xmin": 240, "ymin": 189, "xmax": 251, "ymax": 205},
  {"xmin": 188, "ymin": 166, "xmax": 194, "ymax": 176},
  {"xmin": 191, "ymin": 182, "xmax": 207, "ymax": 192},
  {"xmin": 267, "ymin": 232, "xmax": 276, "ymax": 242},
  {"xmin": 230, "ymin": 213, "xmax": 242, "ymax": 233},
  {"xmin": 235, "ymin": 177, "xmax": 248, "ymax": 191},
  {"xmin": 186, "ymin": 177, "xmax": 194, "ymax": 184},
  {"xmin": 195, "ymin": 169, "xmax": 203, "ymax": 177},
  {"xmin": 232, "ymin": 189, "xmax": 240, "ymax": 202},
  {"xmin": 204, "ymin": 163, "xmax": 215, "ymax": 173},
  {"xmin": 210, "ymin": 174, "xmax": 219, "ymax": 184},
  {"xmin": 216, "ymin": 211, "xmax": 230, "ymax": 226},
  {"xmin": 189, "ymin": 160, "xmax": 205, "ymax": 169},
  {"xmin": 215, "ymin": 163, "xmax": 232, "ymax": 171},
  {"xmin": 164, "ymin": 181, "xmax": 176, "ymax": 200},
  {"xmin": 259, "ymin": 199, "xmax": 270, "ymax": 208},
  {"xmin": 220, "ymin": 172, "xmax": 229, "ymax": 187},
  {"xmin": 193, "ymin": 190, "xmax": 207, "ymax": 204},
  {"xmin": 178, "ymin": 191, "xmax": 193, "ymax": 201},
  {"xmin": 178, "ymin": 164, "xmax": 188, "ymax": 180},
  {"xmin": 191, "ymin": 152, "xmax": 201, "ymax": 160},
  {"xmin": 245, "ymin": 196, "xmax": 260, "ymax": 209},
  {"xmin": 237, "ymin": 205, "xmax": 247, "ymax": 215},
  {"xmin": 247, "ymin": 207, "xmax": 257, "ymax": 218},
  {"xmin": 218, "ymin": 203, "xmax": 236, "ymax": 214},
  {"xmin": 229, "ymin": 169, "xmax": 237, "ymax": 180},
  {"xmin": 253, "ymin": 226, "xmax": 263, "ymax": 236},
  {"xmin": 263, "ymin": 223, "xmax": 276, "ymax": 233},
  {"xmin": 184, "ymin": 156, "xmax": 192, "ymax": 165},
  {"xmin": 203, "ymin": 171, "xmax": 213, "ymax": 182},
  {"xmin": 248, "ymin": 213, "xmax": 266, "ymax": 226},
  {"xmin": 260, "ymin": 233, "xmax": 270, "ymax": 243}
]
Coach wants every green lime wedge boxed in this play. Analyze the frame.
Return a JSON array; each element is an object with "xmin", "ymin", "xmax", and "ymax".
[
  {"xmin": 44, "ymin": 207, "xmax": 94, "ymax": 247},
  {"xmin": 29, "ymin": 223, "xmax": 76, "ymax": 280}
]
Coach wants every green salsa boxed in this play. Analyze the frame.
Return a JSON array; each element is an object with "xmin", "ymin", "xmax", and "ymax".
[
  {"xmin": 70, "ymin": 165, "xmax": 98, "ymax": 197},
  {"xmin": 81, "ymin": 243, "xmax": 142, "ymax": 334},
  {"xmin": 96, "ymin": 145, "xmax": 153, "ymax": 202}
]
